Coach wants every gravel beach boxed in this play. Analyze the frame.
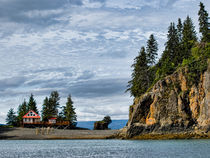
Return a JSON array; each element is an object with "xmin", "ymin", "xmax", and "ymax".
[{"xmin": 0, "ymin": 127, "xmax": 119, "ymax": 140}]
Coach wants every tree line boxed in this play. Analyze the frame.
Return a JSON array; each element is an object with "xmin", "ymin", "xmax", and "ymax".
[
  {"xmin": 127, "ymin": 2, "xmax": 210, "ymax": 97},
  {"xmin": 6, "ymin": 91, "xmax": 77, "ymax": 127}
]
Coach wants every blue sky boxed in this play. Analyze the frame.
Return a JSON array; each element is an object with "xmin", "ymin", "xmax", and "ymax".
[{"xmin": 0, "ymin": 0, "xmax": 209, "ymax": 123}]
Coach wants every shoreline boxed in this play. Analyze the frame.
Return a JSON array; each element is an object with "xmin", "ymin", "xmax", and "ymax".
[
  {"xmin": 0, "ymin": 127, "xmax": 119, "ymax": 140},
  {"xmin": 1, "ymin": 127, "xmax": 210, "ymax": 140}
]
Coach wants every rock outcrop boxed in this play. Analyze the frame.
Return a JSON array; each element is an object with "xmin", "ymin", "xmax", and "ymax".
[
  {"xmin": 118, "ymin": 60, "xmax": 210, "ymax": 139},
  {"xmin": 94, "ymin": 121, "xmax": 108, "ymax": 130}
]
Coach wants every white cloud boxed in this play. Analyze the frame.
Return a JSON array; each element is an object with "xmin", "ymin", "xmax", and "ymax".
[{"xmin": 0, "ymin": 0, "xmax": 208, "ymax": 124}]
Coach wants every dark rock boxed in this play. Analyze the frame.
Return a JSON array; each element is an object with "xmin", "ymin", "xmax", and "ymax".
[{"xmin": 94, "ymin": 121, "xmax": 108, "ymax": 130}]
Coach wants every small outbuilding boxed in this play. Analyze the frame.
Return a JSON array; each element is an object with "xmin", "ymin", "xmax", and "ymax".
[
  {"xmin": 22, "ymin": 110, "xmax": 41, "ymax": 124},
  {"xmin": 48, "ymin": 117, "xmax": 57, "ymax": 124}
]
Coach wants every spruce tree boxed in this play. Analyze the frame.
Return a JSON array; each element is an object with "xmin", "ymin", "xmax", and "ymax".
[
  {"xmin": 127, "ymin": 47, "xmax": 149, "ymax": 97},
  {"xmin": 17, "ymin": 99, "xmax": 28, "ymax": 124},
  {"xmin": 146, "ymin": 34, "xmax": 158, "ymax": 66},
  {"xmin": 165, "ymin": 22, "xmax": 180, "ymax": 65},
  {"xmin": 198, "ymin": 2, "xmax": 209, "ymax": 42},
  {"xmin": 177, "ymin": 18, "xmax": 183, "ymax": 43},
  {"xmin": 63, "ymin": 95, "xmax": 77, "ymax": 126},
  {"xmin": 28, "ymin": 94, "xmax": 39, "ymax": 114},
  {"xmin": 48, "ymin": 91, "xmax": 60, "ymax": 117},
  {"xmin": 42, "ymin": 97, "xmax": 50, "ymax": 121},
  {"xmin": 6, "ymin": 108, "xmax": 17, "ymax": 126},
  {"xmin": 42, "ymin": 91, "xmax": 60, "ymax": 121},
  {"xmin": 182, "ymin": 16, "xmax": 197, "ymax": 58}
]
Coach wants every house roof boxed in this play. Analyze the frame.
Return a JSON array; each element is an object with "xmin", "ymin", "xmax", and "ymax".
[{"xmin": 22, "ymin": 110, "xmax": 40, "ymax": 119}]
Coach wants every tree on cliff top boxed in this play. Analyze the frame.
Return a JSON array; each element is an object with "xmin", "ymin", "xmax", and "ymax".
[
  {"xmin": 165, "ymin": 22, "xmax": 180, "ymax": 65},
  {"xmin": 177, "ymin": 18, "xmax": 183, "ymax": 43},
  {"xmin": 146, "ymin": 34, "xmax": 158, "ymax": 66},
  {"xmin": 182, "ymin": 16, "xmax": 197, "ymax": 58},
  {"xmin": 127, "ymin": 47, "xmax": 149, "ymax": 97},
  {"xmin": 198, "ymin": 2, "xmax": 209, "ymax": 42}
]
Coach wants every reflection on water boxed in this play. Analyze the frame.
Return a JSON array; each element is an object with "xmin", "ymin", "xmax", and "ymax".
[{"xmin": 0, "ymin": 139, "xmax": 209, "ymax": 158}]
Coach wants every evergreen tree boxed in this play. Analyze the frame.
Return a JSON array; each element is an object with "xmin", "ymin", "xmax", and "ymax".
[
  {"xmin": 182, "ymin": 16, "xmax": 197, "ymax": 58},
  {"xmin": 42, "ymin": 91, "xmax": 60, "ymax": 121},
  {"xmin": 6, "ymin": 108, "xmax": 17, "ymax": 126},
  {"xmin": 177, "ymin": 18, "xmax": 183, "ymax": 43},
  {"xmin": 48, "ymin": 91, "xmax": 60, "ymax": 117},
  {"xmin": 165, "ymin": 22, "xmax": 180, "ymax": 65},
  {"xmin": 146, "ymin": 34, "xmax": 158, "ymax": 66},
  {"xmin": 127, "ymin": 47, "xmax": 149, "ymax": 97},
  {"xmin": 63, "ymin": 95, "xmax": 77, "ymax": 126},
  {"xmin": 17, "ymin": 99, "xmax": 28, "ymax": 124},
  {"xmin": 28, "ymin": 94, "xmax": 39, "ymax": 114},
  {"xmin": 198, "ymin": 2, "xmax": 209, "ymax": 42},
  {"xmin": 42, "ymin": 97, "xmax": 50, "ymax": 121}
]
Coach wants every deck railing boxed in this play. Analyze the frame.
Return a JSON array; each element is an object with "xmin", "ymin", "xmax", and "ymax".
[{"xmin": 23, "ymin": 121, "xmax": 70, "ymax": 126}]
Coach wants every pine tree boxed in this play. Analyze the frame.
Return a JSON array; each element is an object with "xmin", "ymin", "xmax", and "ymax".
[
  {"xmin": 48, "ymin": 91, "xmax": 60, "ymax": 117},
  {"xmin": 17, "ymin": 99, "xmax": 28, "ymax": 124},
  {"xmin": 42, "ymin": 97, "xmax": 50, "ymax": 121},
  {"xmin": 42, "ymin": 91, "xmax": 60, "ymax": 121},
  {"xmin": 182, "ymin": 16, "xmax": 197, "ymax": 58},
  {"xmin": 146, "ymin": 34, "xmax": 158, "ymax": 66},
  {"xmin": 63, "ymin": 95, "xmax": 77, "ymax": 126},
  {"xmin": 28, "ymin": 94, "xmax": 39, "ymax": 114},
  {"xmin": 165, "ymin": 22, "xmax": 180, "ymax": 65},
  {"xmin": 6, "ymin": 108, "xmax": 17, "ymax": 126},
  {"xmin": 177, "ymin": 18, "xmax": 183, "ymax": 43},
  {"xmin": 198, "ymin": 2, "xmax": 209, "ymax": 42},
  {"xmin": 127, "ymin": 47, "xmax": 149, "ymax": 97}
]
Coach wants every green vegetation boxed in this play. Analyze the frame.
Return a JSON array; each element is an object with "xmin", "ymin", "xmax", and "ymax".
[
  {"xmin": 146, "ymin": 34, "xmax": 158, "ymax": 66},
  {"xmin": 6, "ymin": 91, "xmax": 77, "ymax": 127},
  {"xmin": 198, "ymin": 2, "xmax": 209, "ymax": 42},
  {"xmin": 59, "ymin": 95, "xmax": 77, "ymax": 127},
  {"xmin": 42, "ymin": 91, "xmax": 60, "ymax": 121},
  {"xmin": 6, "ymin": 108, "xmax": 17, "ymax": 126},
  {"xmin": 28, "ymin": 94, "xmax": 39, "ymax": 114},
  {"xmin": 127, "ymin": 2, "xmax": 210, "ymax": 97},
  {"xmin": 182, "ymin": 42, "xmax": 210, "ymax": 86},
  {"xmin": 17, "ymin": 99, "xmax": 28, "ymax": 125},
  {"xmin": 127, "ymin": 47, "xmax": 150, "ymax": 97}
]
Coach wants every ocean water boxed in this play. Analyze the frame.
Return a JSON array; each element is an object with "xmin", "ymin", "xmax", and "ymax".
[
  {"xmin": 0, "ymin": 139, "xmax": 209, "ymax": 158},
  {"xmin": 77, "ymin": 120, "xmax": 128, "ymax": 129}
]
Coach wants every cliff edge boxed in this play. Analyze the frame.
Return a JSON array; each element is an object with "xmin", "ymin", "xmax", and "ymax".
[{"xmin": 118, "ymin": 60, "xmax": 210, "ymax": 139}]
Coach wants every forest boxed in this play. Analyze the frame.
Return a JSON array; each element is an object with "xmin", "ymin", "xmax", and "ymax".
[{"xmin": 127, "ymin": 2, "xmax": 210, "ymax": 98}]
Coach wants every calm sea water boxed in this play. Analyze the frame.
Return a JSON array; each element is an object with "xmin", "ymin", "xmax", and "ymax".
[
  {"xmin": 77, "ymin": 120, "xmax": 128, "ymax": 130},
  {"xmin": 0, "ymin": 139, "xmax": 209, "ymax": 158}
]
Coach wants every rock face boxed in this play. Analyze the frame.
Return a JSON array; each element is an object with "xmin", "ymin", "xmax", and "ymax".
[
  {"xmin": 94, "ymin": 121, "xmax": 108, "ymax": 130},
  {"xmin": 119, "ymin": 61, "xmax": 210, "ymax": 139}
]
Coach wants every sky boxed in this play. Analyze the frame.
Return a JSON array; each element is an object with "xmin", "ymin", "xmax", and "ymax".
[{"xmin": 0, "ymin": 0, "xmax": 209, "ymax": 123}]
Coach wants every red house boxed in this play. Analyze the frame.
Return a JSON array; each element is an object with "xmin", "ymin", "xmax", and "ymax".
[
  {"xmin": 22, "ymin": 110, "xmax": 41, "ymax": 124},
  {"xmin": 48, "ymin": 117, "xmax": 57, "ymax": 124}
]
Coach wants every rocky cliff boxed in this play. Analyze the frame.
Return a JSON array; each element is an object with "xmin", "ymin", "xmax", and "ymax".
[{"xmin": 118, "ymin": 60, "xmax": 210, "ymax": 139}]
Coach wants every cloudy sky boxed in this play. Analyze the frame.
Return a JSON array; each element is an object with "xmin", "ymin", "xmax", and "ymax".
[{"xmin": 0, "ymin": 0, "xmax": 209, "ymax": 123}]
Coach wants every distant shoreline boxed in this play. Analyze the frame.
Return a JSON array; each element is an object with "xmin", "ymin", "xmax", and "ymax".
[{"xmin": 0, "ymin": 127, "xmax": 119, "ymax": 140}]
